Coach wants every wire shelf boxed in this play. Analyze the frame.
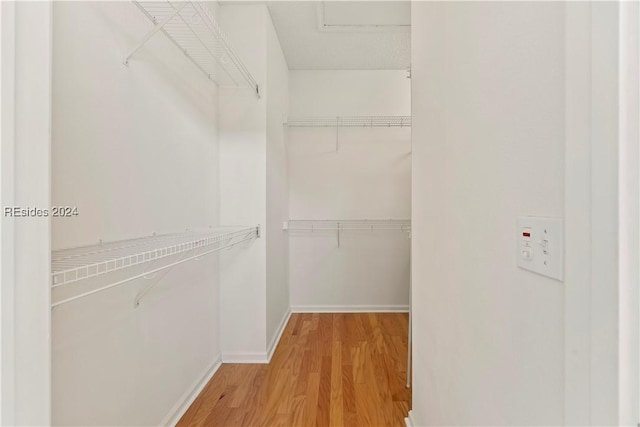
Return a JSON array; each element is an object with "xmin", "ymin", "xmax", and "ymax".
[
  {"xmin": 285, "ymin": 220, "xmax": 410, "ymax": 248},
  {"xmin": 126, "ymin": 1, "xmax": 259, "ymax": 97},
  {"xmin": 52, "ymin": 227, "xmax": 258, "ymax": 288},
  {"xmin": 285, "ymin": 219, "xmax": 411, "ymax": 232},
  {"xmin": 285, "ymin": 116, "xmax": 412, "ymax": 128}
]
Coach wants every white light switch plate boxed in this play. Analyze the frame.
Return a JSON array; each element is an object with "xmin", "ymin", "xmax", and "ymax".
[{"xmin": 516, "ymin": 216, "xmax": 563, "ymax": 281}]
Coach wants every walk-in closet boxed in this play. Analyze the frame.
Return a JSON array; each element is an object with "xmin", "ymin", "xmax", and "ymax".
[
  {"xmin": 4, "ymin": 0, "xmax": 638, "ymax": 426},
  {"xmin": 34, "ymin": 1, "xmax": 412, "ymax": 425}
]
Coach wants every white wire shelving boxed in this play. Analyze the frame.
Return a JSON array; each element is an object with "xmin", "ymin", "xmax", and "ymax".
[
  {"xmin": 125, "ymin": 1, "xmax": 260, "ymax": 97},
  {"xmin": 284, "ymin": 219, "xmax": 411, "ymax": 248},
  {"xmin": 285, "ymin": 116, "xmax": 412, "ymax": 128},
  {"xmin": 285, "ymin": 219, "xmax": 411, "ymax": 231},
  {"xmin": 284, "ymin": 116, "xmax": 411, "ymax": 151},
  {"xmin": 51, "ymin": 226, "xmax": 259, "ymax": 308}
]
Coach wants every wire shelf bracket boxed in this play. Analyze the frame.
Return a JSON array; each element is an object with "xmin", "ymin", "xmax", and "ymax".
[
  {"xmin": 124, "ymin": 1, "xmax": 260, "ymax": 98},
  {"xmin": 51, "ymin": 226, "xmax": 260, "ymax": 309}
]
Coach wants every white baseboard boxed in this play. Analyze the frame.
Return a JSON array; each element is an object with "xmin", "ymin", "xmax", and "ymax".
[
  {"xmin": 404, "ymin": 410, "xmax": 415, "ymax": 427},
  {"xmin": 160, "ymin": 357, "xmax": 222, "ymax": 427},
  {"xmin": 267, "ymin": 309, "xmax": 292, "ymax": 362},
  {"xmin": 221, "ymin": 352, "xmax": 268, "ymax": 363},
  {"xmin": 291, "ymin": 304, "xmax": 409, "ymax": 313}
]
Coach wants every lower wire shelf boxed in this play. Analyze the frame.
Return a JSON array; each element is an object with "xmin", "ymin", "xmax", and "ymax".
[
  {"xmin": 284, "ymin": 219, "xmax": 411, "ymax": 232},
  {"xmin": 51, "ymin": 226, "xmax": 259, "ymax": 309},
  {"xmin": 284, "ymin": 219, "xmax": 411, "ymax": 248}
]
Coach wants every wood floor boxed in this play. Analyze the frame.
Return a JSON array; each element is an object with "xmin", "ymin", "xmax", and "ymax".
[{"xmin": 177, "ymin": 313, "xmax": 411, "ymax": 427}]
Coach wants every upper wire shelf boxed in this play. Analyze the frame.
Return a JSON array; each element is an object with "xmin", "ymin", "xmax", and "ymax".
[
  {"xmin": 285, "ymin": 116, "xmax": 412, "ymax": 128},
  {"xmin": 51, "ymin": 226, "xmax": 259, "ymax": 308},
  {"xmin": 125, "ymin": 1, "xmax": 260, "ymax": 97}
]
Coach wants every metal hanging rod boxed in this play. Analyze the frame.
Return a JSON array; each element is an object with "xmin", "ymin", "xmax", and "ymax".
[
  {"xmin": 125, "ymin": 1, "xmax": 260, "ymax": 97},
  {"xmin": 284, "ymin": 116, "xmax": 412, "ymax": 128},
  {"xmin": 51, "ymin": 226, "xmax": 259, "ymax": 308}
]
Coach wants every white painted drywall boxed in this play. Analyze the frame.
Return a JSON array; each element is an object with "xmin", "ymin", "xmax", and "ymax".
[
  {"xmin": 561, "ymin": 4, "xmax": 625, "ymax": 423},
  {"xmin": 1, "ymin": 3, "xmax": 18, "ymax": 424},
  {"xmin": 2, "ymin": 2, "xmax": 53, "ymax": 425},
  {"xmin": 618, "ymin": 2, "xmax": 640, "ymax": 424},
  {"xmin": 411, "ymin": 3, "xmax": 565, "ymax": 424},
  {"xmin": 52, "ymin": 2, "xmax": 221, "ymax": 425},
  {"xmin": 588, "ymin": 3, "xmax": 622, "ymax": 424},
  {"xmin": 563, "ymin": 3, "xmax": 592, "ymax": 424},
  {"xmin": 218, "ymin": 4, "xmax": 292, "ymax": 361},
  {"xmin": 218, "ymin": 3, "xmax": 269, "ymax": 361},
  {"xmin": 289, "ymin": 70, "xmax": 410, "ymax": 118},
  {"xmin": 412, "ymin": 3, "xmax": 636, "ymax": 425},
  {"xmin": 265, "ymin": 16, "xmax": 290, "ymax": 349},
  {"xmin": 288, "ymin": 70, "xmax": 411, "ymax": 311}
]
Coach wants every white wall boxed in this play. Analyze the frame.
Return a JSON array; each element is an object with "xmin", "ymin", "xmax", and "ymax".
[
  {"xmin": 265, "ymin": 15, "xmax": 290, "ymax": 352},
  {"xmin": 288, "ymin": 71, "xmax": 411, "ymax": 311},
  {"xmin": 587, "ymin": 4, "xmax": 621, "ymax": 423},
  {"xmin": 618, "ymin": 2, "xmax": 640, "ymax": 424},
  {"xmin": 1, "ymin": 2, "xmax": 52, "ymax": 425},
  {"xmin": 564, "ymin": 4, "xmax": 639, "ymax": 424},
  {"xmin": 218, "ymin": 4, "xmax": 292, "ymax": 362},
  {"xmin": 0, "ymin": 4, "xmax": 15, "ymax": 423},
  {"xmin": 218, "ymin": 4, "xmax": 268, "ymax": 362},
  {"xmin": 52, "ymin": 2, "xmax": 221, "ymax": 425},
  {"xmin": 563, "ymin": 3, "xmax": 592, "ymax": 423},
  {"xmin": 411, "ymin": 3, "xmax": 639, "ymax": 426},
  {"xmin": 564, "ymin": 3, "xmax": 632, "ymax": 425},
  {"xmin": 410, "ymin": 3, "xmax": 565, "ymax": 425}
]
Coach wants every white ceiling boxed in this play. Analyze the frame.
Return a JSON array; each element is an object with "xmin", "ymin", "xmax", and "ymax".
[{"xmin": 264, "ymin": 1, "xmax": 411, "ymax": 70}]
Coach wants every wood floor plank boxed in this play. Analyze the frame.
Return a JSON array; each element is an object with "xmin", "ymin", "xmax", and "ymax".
[
  {"xmin": 351, "ymin": 341, "xmax": 368, "ymax": 384},
  {"xmin": 329, "ymin": 341, "xmax": 344, "ymax": 427},
  {"xmin": 332, "ymin": 313, "xmax": 344, "ymax": 342},
  {"xmin": 303, "ymin": 372, "xmax": 320, "ymax": 427},
  {"xmin": 343, "ymin": 314, "xmax": 358, "ymax": 343},
  {"xmin": 289, "ymin": 395, "xmax": 306, "ymax": 427},
  {"xmin": 359, "ymin": 313, "xmax": 373, "ymax": 336},
  {"xmin": 294, "ymin": 349, "xmax": 312, "ymax": 397},
  {"xmin": 317, "ymin": 314, "xmax": 334, "ymax": 357},
  {"xmin": 177, "ymin": 313, "xmax": 411, "ymax": 427},
  {"xmin": 371, "ymin": 351, "xmax": 395, "ymax": 427},
  {"xmin": 291, "ymin": 313, "xmax": 303, "ymax": 336},
  {"xmin": 184, "ymin": 365, "xmax": 236, "ymax": 427},
  {"xmin": 229, "ymin": 364, "xmax": 260, "ymax": 408},
  {"xmin": 341, "ymin": 363, "xmax": 356, "ymax": 416},
  {"xmin": 200, "ymin": 384, "xmax": 238, "ymax": 427},
  {"xmin": 315, "ymin": 355, "xmax": 332, "ymax": 427},
  {"xmin": 237, "ymin": 366, "xmax": 269, "ymax": 426}
]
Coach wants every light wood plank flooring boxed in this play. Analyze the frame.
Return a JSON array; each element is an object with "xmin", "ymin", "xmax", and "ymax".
[{"xmin": 177, "ymin": 313, "xmax": 411, "ymax": 427}]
